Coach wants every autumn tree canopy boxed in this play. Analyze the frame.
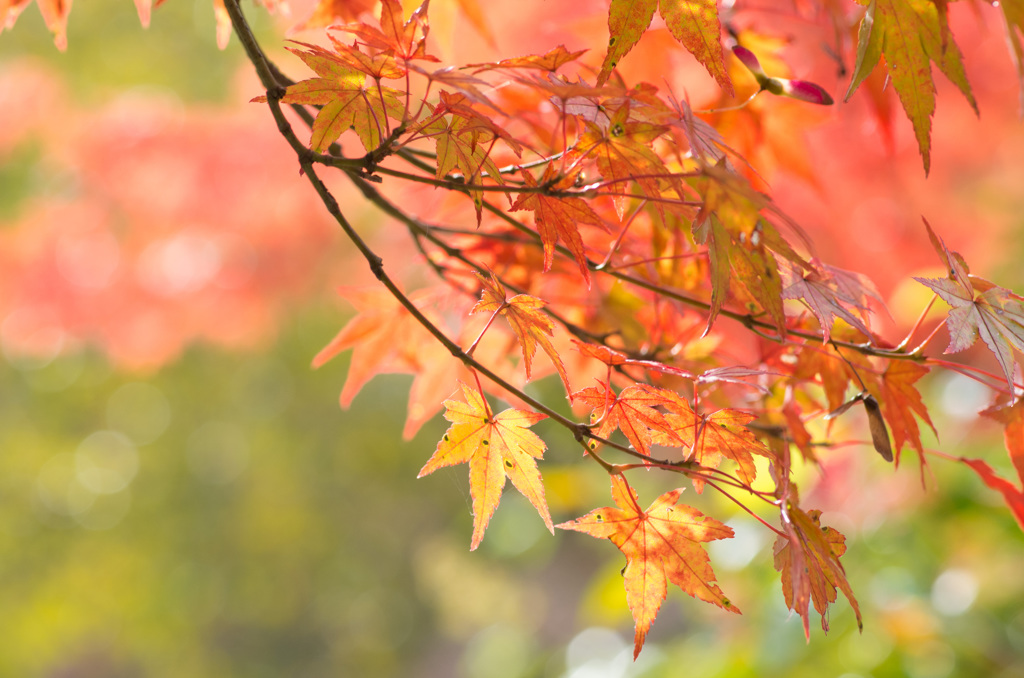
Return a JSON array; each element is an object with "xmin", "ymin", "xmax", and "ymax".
[{"xmin": 3, "ymin": 0, "xmax": 1024, "ymax": 661}]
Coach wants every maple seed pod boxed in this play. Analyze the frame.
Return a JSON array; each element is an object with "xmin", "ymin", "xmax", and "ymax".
[{"xmin": 862, "ymin": 395, "xmax": 894, "ymax": 463}]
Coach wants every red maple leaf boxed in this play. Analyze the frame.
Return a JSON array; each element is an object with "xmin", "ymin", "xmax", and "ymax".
[
  {"xmin": 573, "ymin": 381, "xmax": 682, "ymax": 457},
  {"xmin": 509, "ymin": 164, "xmax": 607, "ymax": 284},
  {"xmin": 657, "ymin": 399, "xmax": 774, "ymax": 492},
  {"xmin": 774, "ymin": 506, "xmax": 862, "ymax": 639},
  {"xmin": 418, "ymin": 382, "xmax": 553, "ymax": 550},
  {"xmin": 557, "ymin": 475, "xmax": 738, "ymax": 658},
  {"xmin": 868, "ymin": 361, "xmax": 936, "ymax": 463}
]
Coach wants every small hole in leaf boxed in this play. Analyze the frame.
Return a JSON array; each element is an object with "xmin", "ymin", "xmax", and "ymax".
[
  {"xmin": 482, "ymin": 439, "xmax": 489, "ymax": 446},
  {"xmin": 443, "ymin": 434, "xmax": 449, "ymax": 442},
  {"xmin": 611, "ymin": 123, "xmax": 624, "ymax": 137},
  {"xmin": 595, "ymin": 513, "xmax": 604, "ymax": 522},
  {"xmin": 504, "ymin": 459, "xmax": 514, "ymax": 469},
  {"xmin": 609, "ymin": 37, "xmax": 616, "ymax": 46}
]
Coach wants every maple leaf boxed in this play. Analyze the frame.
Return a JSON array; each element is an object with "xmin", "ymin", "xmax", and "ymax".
[
  {"xmin": 774, "ymin": 506, "xmax": 863, "ymax": 639},
  {"xmin": 992, "ymin": 0, "xmax": 1024, "ymax": 113},
  {"xmin": 982, "ymin": 398, "xmax": 1024, "ymax": 486},
  {"xmin": 312, "ymin": 287, "xmax": 456, "ymax": 439},
  {"xmin": 597, "ymin": 0, "xmax": 732, "ymax": 96},
  {"xmin": 656, "ymin": 398, "xmax": 774, "ymax": 492},
  {"xmin": 781, "ymin": 259, "xmax": 874, "ymax": 343},
  {"xmin": 867, "ymin": 361, "xmax": 936, "ymax": 463},
  {"xmin": 844, "ymin": 0, "xmax": 978, "ymax": 174},
  {"xmin": 509, "ymin": 164, "xmax": 606, "ymax": 284},
  {"xmin": 573, "ymin": 381, "xmax": 682, "ymax": 457},
  {"xmin": 557, "ymin": 475, "xmax": 738, "ymax": 658},
  {"xmin": 291, "ymin": 0, "xmax": 378, "ymax": 32},
  {"xmin": 468, "ymin": 45, "xmax": 589, "ymax": 73},
  {"xmin": 411, "ymin": 91, "xmax": 519, "ymax": 221},
  {"xmin": 252, "ymin": 44, "xmax": 406, "ymax": 153},
  {"xmin": 332, "ymin": 0, "xmax": 438, "ymax": 62},
  {"xmin": 569, "ymin": 102, "xmax": 679, "ymax": 219},
  {"xmin": 418, "ymin": 382, "xmax": 553, "ymax": 550},
  {"xmin": 959, "ymin": 458, "xmax": 1024, "ymax": 530},
  {"xmin": 472, "ymin": 272, "xmax": 571, "ymax": 394},
  {"xmin": 915, "ymin": 222, "xmax": 1024, "ymax": 394}
]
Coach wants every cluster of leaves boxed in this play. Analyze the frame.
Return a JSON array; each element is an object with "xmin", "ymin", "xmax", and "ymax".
[{"xmin": 8, "ymin": 0, "xmax": 1024, "ymax": 659}]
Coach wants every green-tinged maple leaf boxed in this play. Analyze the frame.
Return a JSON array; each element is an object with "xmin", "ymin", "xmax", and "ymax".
[
  {"xmin": 656, "ymin": 398, "xmax": 774, "ymax": 492},
  {"xmin": 960, "ymin": 458, "xmax": 1024, "ymax": 530},
  {"xmin": 867, "ymin": 361, "xmax": 936, "ymax": 463},
  {"xmin": 598, "ymin": 0, "xmax": 732, "ymax": 96},
  {"xmin": 509, "ymin": 165, "xmax": 606, "ymax": 283},
  {"xmin": 915, "ymin": 222, "xmax": 1024, "ymax": 395},
  {"xmin": 557, "ymin": 475, "xmax": 738, "ymax": 659},
  {"xmin": 845, "ymin": 0, "xmax": 978, "ymax": 174},
  {"xmin": 774, "ymin": 506, "xmax": 863, "ymax": 639},
  {"xmin": 468, "ymin": 45, "xmax": 589, "ymax": 72},
  {"xmin": 982, "ymin": 398, "xmax": 1024, "ymax": 486},
  {"xmin": 418, "ymin": 382, "xmax": 553, "ymax": 550},
  {"xmin": 411, "ymin": 91, "xmax": 518, "ymax": 222},
  {"xmin": 252, "ymin": 44, "xmax": 406, "ymax": 152},
  {"xmin": 472, "ymin": 272, "xmax": 571, "ymax": 394},
  {"xmin": 730, "ymin": 233, "xmax": 787, "ymax": 334},
  {"xmin": 573, "ymin": 381, "xmax": 682, "ymax": 457}
]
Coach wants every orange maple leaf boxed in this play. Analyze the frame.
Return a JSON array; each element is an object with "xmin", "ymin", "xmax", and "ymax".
[
  {"xmin": 658, "ymin": 400, "xmax": 774, "ymax": 492},
  {"xmin": 959, "ymin": 457, "xmax": 1024, "ymax": 531},
  {"xmin": 311, "ymin": 287, "xmax": 455, "ymax": 439},
  {"xmin": 868, "ymin": 361, "xmax": 936, "ymax": 464},
  {"xmin": 332, "ymin": 0, "xmax": 438, "ymax": 62},
  {"xmin": 418, "ymin": 382, "xmax": 553, "ymax": 550},
  {"xmin": 472, "ymin": 272, "xmax": 571, "ymax": 394},
  {"xmin": 573, "ymin": 381, "xmax": 682, "ymax": 457},
  {"xmin": 982, "ymin": 398, "xmax": 1024, "ymax": 487},
  {"xmin": 467, "ymin": 45, "xmax": 589, "ymax": 73},
  {"xmin": 1, "ymin": 0, "xmax": 70, "ymax": 50},
  {"xmin": 569, "ymin": 102, "xmax": 680, "ymax": 220},
  {"xmin": 509, "ymin": 164, "xmax": 606, "ymax": 284},
  {"xmin": 774, "ymin": 506, "xmax": 862, "ymax": 639},
  {"xmin": 557, "ymin": 475, "xmax": 738, "ymax": 659}
]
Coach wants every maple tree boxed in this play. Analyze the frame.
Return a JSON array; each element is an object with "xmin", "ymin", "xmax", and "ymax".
[{"xmin": 5, "ymin": 0, "xmax": 1024, "ymax": 661}]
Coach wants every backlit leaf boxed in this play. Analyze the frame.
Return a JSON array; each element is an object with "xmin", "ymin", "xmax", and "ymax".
[
  {"xmin": 472, "ymin": 272, "xmax": 571, "ymax": 394},
  {"xmin": 774, "ymin": 506, "xmax": 862, "ymax": 639},
  {"xmin": 418, "ymin": 382, "xmax": 553, "ymax": 550},
  {"xmin": 845, "ymin": 0, "xmax": 977, "ymax": 173},
  {"xmin": 557, "ymin": 475, "xmax": 738, "ymax": 658}
]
